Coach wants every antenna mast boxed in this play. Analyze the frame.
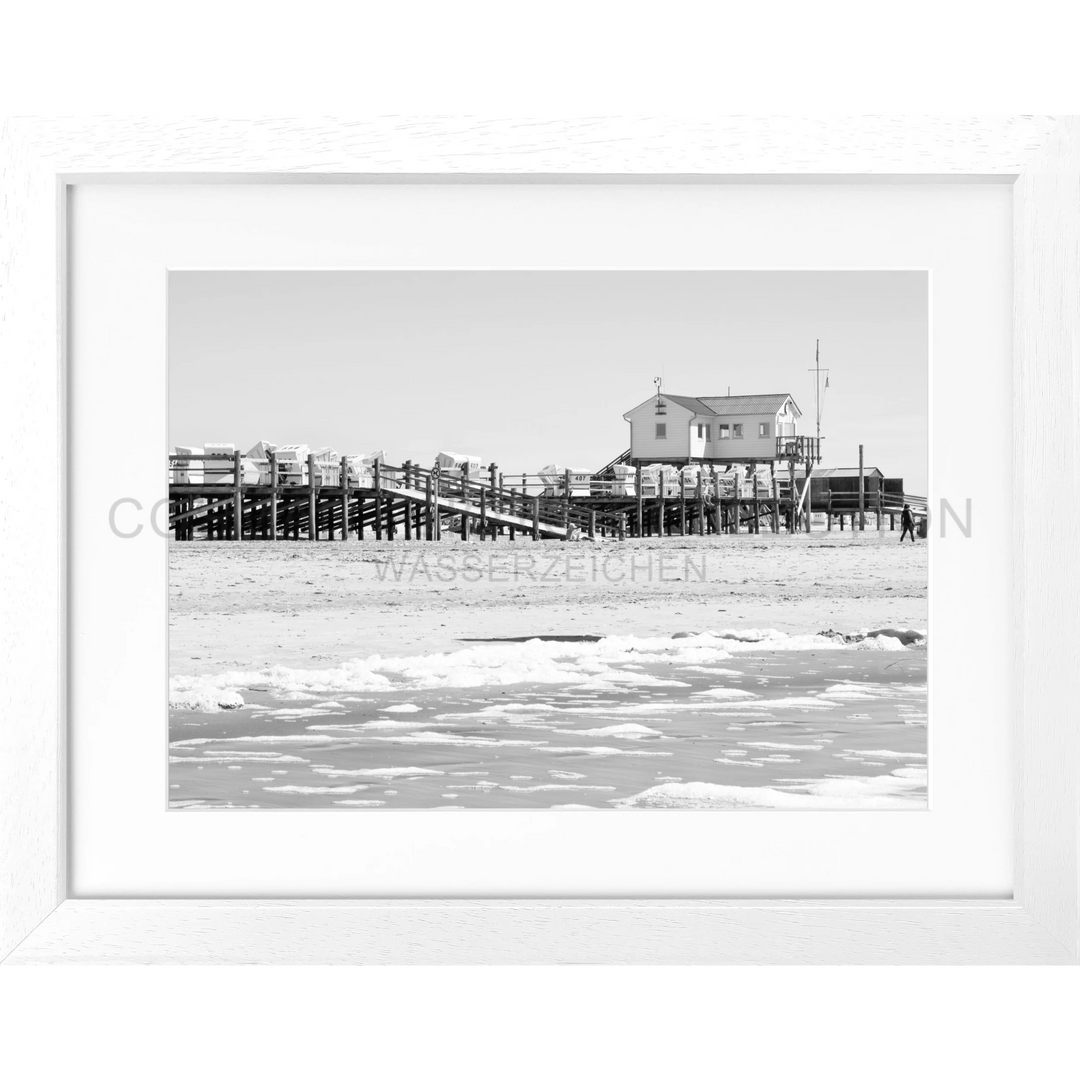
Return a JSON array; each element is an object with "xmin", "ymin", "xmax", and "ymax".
[
  {"xmin": 809, "ymin": 339, "xmax": 829, "ymax": 445},
  {"xmin": 815, "ymin": 340, "xmax": 820, "ymax": 443},
  {"xmin": 807, "ymin": 334, "xmax": 829, "ymax": 457}
]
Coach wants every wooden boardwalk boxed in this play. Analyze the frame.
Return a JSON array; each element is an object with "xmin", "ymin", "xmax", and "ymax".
[
  {"xmin": 169, "ymin": 451, "xmax": 921, "ymax": 542},
  {"xmin": 170, "ymin": 453, "xmax": 626, "ymax": 542}
]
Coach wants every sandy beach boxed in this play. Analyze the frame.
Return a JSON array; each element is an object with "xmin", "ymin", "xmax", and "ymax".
[{"xmin": 170, "ymin": 531, "xmax": 926, "ymax": 676}]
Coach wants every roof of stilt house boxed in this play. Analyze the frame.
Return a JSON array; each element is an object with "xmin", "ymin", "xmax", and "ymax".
[
  {"xmin": 629, "ymin": 393, "xmax": 800, "ymax": 417},
  {"xmin": 694, "ymin": 393, "xmax": 799, "ymax": 416}
]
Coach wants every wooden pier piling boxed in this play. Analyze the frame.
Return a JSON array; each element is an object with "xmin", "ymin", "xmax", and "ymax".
[
  {"xmin": 306, "ymin": 453, "xmax": 317, "ymax": 541},
  {"xmin": 635, "ymin": 464, "xmax": 644, "ymax": 539},
  {"xmin": 858, "ymin": 444, "xmax": 865, "ymax": 531},
  {"xmin": 340, "ymin": 456, "xmax": 350, "ymax": 540},
  {"xmin": 414, "ymin": 468, "xmax": 422, "ymax": 536},
  {"xmin": 232, "ymin": 450, "xmax": 243, "ymax": 542},
  {"xmin": 790, "ymin": 460, "xmax": 799, "ymax": 535},
  {"xmin": 563, "ymin": 469, "xmax": 572, "ymax": 541},
  {"xmin": 425, "ymin": 470, "xmax": 434, "ymax": 540},
  {"xmin": 269, "ymin": 451, "xmax": 278, "ymax": 540},
  {"xmin": 458, "ymin": 464, "xmax": 467, "ymax": 540},
  {"xmin": 374, "ymin": 458, "xmax": 383, "ymax": 541}
]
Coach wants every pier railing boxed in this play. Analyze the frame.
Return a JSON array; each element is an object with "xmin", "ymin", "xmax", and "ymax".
[
  {"xmin": 775, "ymin": 435, "xmax": 822, "ymax": 463},
  {"xmin": 498, "ymin": 471, "xmax": 772, "ymax": 500}
]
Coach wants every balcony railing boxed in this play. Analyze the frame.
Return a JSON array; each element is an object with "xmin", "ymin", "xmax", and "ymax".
[{"xmin": 775, "ymin": 435, "xmax": 821, "ymax": 463}]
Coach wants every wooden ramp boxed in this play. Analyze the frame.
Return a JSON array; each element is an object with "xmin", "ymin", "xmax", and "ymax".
[{"xmin": 393, "ymin": 483, "xmax": 571, "ymax": 540}]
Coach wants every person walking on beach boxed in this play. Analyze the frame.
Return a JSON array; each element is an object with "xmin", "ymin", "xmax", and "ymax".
[{"xmin": 900, "ymin": 504, "xmax": 917, "ymax": 542}]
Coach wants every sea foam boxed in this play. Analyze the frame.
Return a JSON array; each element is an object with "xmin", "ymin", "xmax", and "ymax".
[
  {"xmin": 614, "ymin": 766, "xmax": 927, "ymax": 809},
  {"xmin": 169, "ymin": 630, "xmax": 923, "ymax": 711}
]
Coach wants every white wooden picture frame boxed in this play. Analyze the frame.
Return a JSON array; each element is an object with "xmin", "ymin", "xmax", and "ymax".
[{"xmin": 1, "ymin": 116, "xmax": 1076, "ymax": 964}]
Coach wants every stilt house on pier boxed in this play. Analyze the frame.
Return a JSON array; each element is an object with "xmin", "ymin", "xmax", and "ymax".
[{"xmin": 623, "ymin": 392, "xmax": 819, "ymax": 466}]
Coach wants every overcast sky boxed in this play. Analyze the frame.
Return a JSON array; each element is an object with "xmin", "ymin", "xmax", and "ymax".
[{"xmin": 169, "ymin": 270, "xmax": 927, "ymax": 493}]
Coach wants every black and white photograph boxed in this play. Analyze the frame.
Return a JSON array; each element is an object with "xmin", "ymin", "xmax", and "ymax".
[
  {"xmin": 167, "ymin": 269, "xmax": 928, "ymax": 810},
  {"xmin": 3, "ymin": 82, "xmax": 1078, "ymax": 1080}
]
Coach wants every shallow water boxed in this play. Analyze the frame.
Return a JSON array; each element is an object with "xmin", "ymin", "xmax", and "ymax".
[{"xmin": 169, "ymin": 637, "xmax": 927, "ymax": 809}]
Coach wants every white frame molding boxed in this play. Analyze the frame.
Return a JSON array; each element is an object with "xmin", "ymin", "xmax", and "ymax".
[{"xmin": 1, "ymin": 117, "xmax": 1076, "ymax": 964}]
